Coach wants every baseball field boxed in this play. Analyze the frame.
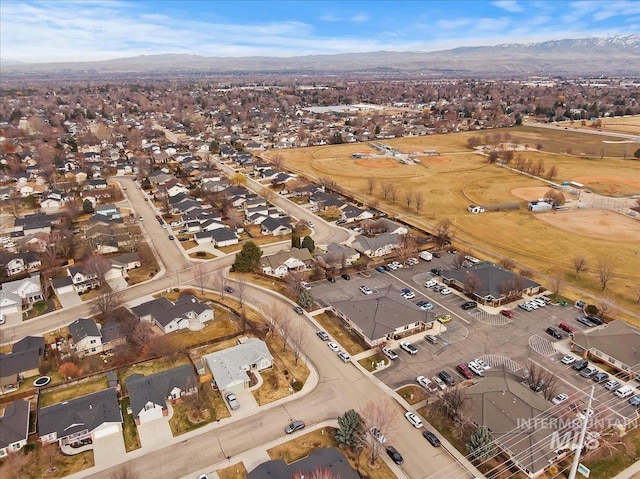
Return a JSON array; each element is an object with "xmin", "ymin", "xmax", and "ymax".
[{"xmin": 263, "ymin": 125, "xmax": 640, "ymax": 316}]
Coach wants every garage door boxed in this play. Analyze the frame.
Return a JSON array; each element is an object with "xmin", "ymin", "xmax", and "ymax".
[
  {"xmin": 139, "ymin": 406, "xmax": 164, "ymax": 424},
  {"xmin": 93, "ymin": 424, "xmax": 119, "ymax": 439}
]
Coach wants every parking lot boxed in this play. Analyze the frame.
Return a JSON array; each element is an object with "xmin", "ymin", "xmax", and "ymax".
[{"xmin": 308, "ymin": 253, "xmax": 639, "ymax": 422}]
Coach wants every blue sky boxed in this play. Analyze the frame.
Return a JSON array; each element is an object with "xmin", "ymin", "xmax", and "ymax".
[{"xmin": 2, "ymin": 0, "xmax": 639, "ymax": 63}]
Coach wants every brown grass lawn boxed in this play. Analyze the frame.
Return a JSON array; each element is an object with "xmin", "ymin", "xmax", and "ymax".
[
  {"xmin": 396, "ymin": 385, "xmax": 428, "ymax": 405},
  {"xmin": 189, "ymin": 251, "xmax": 217, "ymax": 259},
  {"xmin": 267, "ymin": 427, "xmax": 395, "ymax": 479},
  {"xmin": 216, "ymin": 461, "xmax": 248, "ymax": 479},
  {"xmin": 265, "ymin": 128, "xmax": 640, "ymax": 313},
  {"xmin": 169, "ymin": 384, "xmax": 230, "ymax": 436},
  {"xmin": 358, "ymin": 353, "xmax": 388, "ymax": 372},
  {"xmin": 127, "ymin": 264, "xmax": 159, "ymax": 284},
  {"xmin": 39, "ymin": 376, "xmax": 109, "ymax": 407},
  {"xmin": 252, "ymin": 366, "xmax": 291, "ymax": 405},
  {"xmin": 0, "ymin": 444, "xmax": 94, "ymax": 479},
  {"xmin": 313, "ymin": 312, "xmax": 367, "ymax": 355}
]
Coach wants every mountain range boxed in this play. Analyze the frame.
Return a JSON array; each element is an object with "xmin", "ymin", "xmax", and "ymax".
[{"xmin": 2, "ymin": 35, "xmax": 639, "ymax": 78}]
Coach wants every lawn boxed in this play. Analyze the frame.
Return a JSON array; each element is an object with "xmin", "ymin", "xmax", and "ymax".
[
  {"xmin": 39, "ymin": 376, "xmax": 109, "ymax": 407},
  {"xmin": 358, "ymin": 353, "xmax": 388, "ymax": 372},
  {"xmin": 0, "ymin": 444, "xmax": 94, "ymax": 479},
  {"xmin": 216, "ymin": 462, "xmax": 248, "ymax": 479},
  {"xmin": 189, "ymin": 251, "xmax": 216, "ymax": 259},
  {"xmin": 313, "ymin": 312, "xmax": 367, "ymax": 355},
  {"xmin": 267, "ymin": 427, "xmax": 396, "ymax": 479},
  {"xmin": 120, "ymin": 397, "xmax": 141, "ymax": 452},
  {"xmin": 252, "ymin": 365, "xmax": 293, "ymax": 406},
  {"xmin": 265, "ymin": 128, "xmax": 640, "ymax": 314},
  {"xmin": 396, "ymin": 385, "xmax": 428, "ymax": 405},
  {"xmin": 169, "ymin": 384, "xmax": 230, "ymax": 436}
]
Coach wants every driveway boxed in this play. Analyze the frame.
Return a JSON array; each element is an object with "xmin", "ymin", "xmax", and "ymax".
[
  {"xmin": 57, "ymin": 290, "xmax": 83, "ymax": 309},
  {"xmin": 137, "ymin": 407, "xmax": 174, "ymax": 449},
  {"xmin": 93, "ymin": 431, "xmax": 126, "ymax": 468},
  {"xmin": 106, "ymin": 276, "xmax": 128, "ymax": 291}
]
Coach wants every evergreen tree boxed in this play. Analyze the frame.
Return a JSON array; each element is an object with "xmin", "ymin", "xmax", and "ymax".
[
  {"xmin": 232, "ymin": 241, "xmax": 262, "ymax": 272},
  {"xmin": 298, "ymin": 289, "xmax": 314, "ymax": 308},
  {"xmin": 335, "ymin": 409, "xmax": 365, "ymax": 449},
  {"xmin": 82, "ymin": 199, "xmax": 94, "ymax": 214},
  {"xmin": 301, "ymin": 236, "xmax": 315, "ymax": 253},
  {"xmin": 466, "ymin": 426, "xmax": 496, "ymax": 460},
  {"xmin": 291, "ymin": 232, "xmax": 301, "ymax": 249}
]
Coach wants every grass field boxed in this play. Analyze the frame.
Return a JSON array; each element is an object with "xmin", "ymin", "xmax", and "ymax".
[{"xmin": 264, "ymin": 126, "xmax": 640, "ymax": 317}]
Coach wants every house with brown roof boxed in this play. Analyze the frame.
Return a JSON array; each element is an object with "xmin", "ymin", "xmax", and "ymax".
[{"xmin": 259, "ymin": 247, "xmax": 313, "ymax": 277}]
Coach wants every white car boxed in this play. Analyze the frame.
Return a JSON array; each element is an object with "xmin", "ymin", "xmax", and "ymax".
[
  {"xmin": 578, "ymin": 408, "xmax": 595, "ymax": 420},
  {"xmin": 370, "ymin": 427, "xmax": 387, "ymax": 444},
  {"xmin": 532, "ymin": 298, "xmax": 547, "ymax": 307},
  {"xmin": 519, "ymin": 303, "xmax": 533, "ymax": 311},
  {"xmin": 300, "ymin": 281, "xmax": 311, "ymax": 290},
  {"xmin": 468, "ymin": 361, "xmax": 485, "ymax": 376},
  {"xmin": 416, "ymin": 376, "xmax": 432, "ymax": 389},
  {"xmin": 405, "ymin": 411, "xmax": 423, "ymax": 428},
  {"xmin": 390, "ymin": 261, "xmax": 403, "ymax": 269},
  {"xmin": 360, "ymin": 286, "xmax": 373, "ymax": 295},
  {"xmin": 382, "ymin": 347, "xmax": 398, "ymax": 360},
  {"xmin": 552, "ymin": 393, "xmax": 569, "ymax": 405},
  {"xmin": 327, "ymin": 342, "xmax": 340, "ymax": 352},
  {"xmin": 434, "ymin": 376, "xmax": 447, "ymax": 390},
  {"xmin": 561, "ymin": 355, "xmax": 576, "ymax": 365},
  {"xmin": 400, "ymin": 341, "xmax": 418, "ymax": 355},
  {"xmin": 475, "ymin": 359, "xmax": 490, "ymax": 370},
  {"xmin": 424, "ymin": 280, "xmax": 438, "ymax": 288},
  {"xmin": 440, "ymin": 288, "xmax": 452, "ymax": 295},
  {"xmin": 338, "ymin": 351, "xmax": 351, "ymax": 362},
  {"xmin": 402, "ymin": 291, "xmax": 416, "ymax": 300}
]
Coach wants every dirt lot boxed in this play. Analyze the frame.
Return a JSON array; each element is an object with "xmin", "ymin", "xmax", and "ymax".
[{"xmin": 537, "ymin": 209, "xmax": 640, "ymax": 242}]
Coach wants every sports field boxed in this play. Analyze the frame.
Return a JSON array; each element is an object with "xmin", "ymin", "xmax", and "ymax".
[{"xmin": 264, "ymin": 127, "xmax": 640, "ymax": 314}]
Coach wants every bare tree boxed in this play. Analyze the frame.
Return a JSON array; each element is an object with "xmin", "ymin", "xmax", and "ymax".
[
  {"xmin": 499, "ymin": 276, "xmax": 524, "ymax": 300},
  {"xmin": 366, "ymin": 177, "xmax": 376, "ymax": 195},
  {"xmin": 596, "ymin": 296, "xmax": 616, "ymax": 318},
  {"xmin": 550, "ymin": 274, "xmax": 563, "ymax": 298},
  {"xmin": 193, "ymin": 263, "xmax": 208, "ymax": 295},
  {"xmin": 274, "ymin": 313, "xmax": 293, "ymax": 352},
  {"xmin": 452, "ymin": 252, "xmax": 466, "ymax": 269},
  {"xmin": 395, "ymin": 234, "xmax": 418, "ymax": 264},
  {"xmin": 572, "ymin": 256, "xmax": 588, "ymax": 277},
  {"xmin": 284, "ymin": 270, "xmax": 306, "ymax": 296},
  {"xmin": 43, "ymin": 442, "xmax": 60, "ymax": 474},
  {"xmin": 525, "ymin": 361, "xmax": 558, "ymax": 401},
  {"xmin": 110, "ymin": 464, "xmax": 140, "ymax": 479},
  {"xmin": 596, "ymin": 257, "xmax": 616, "ymax": 291},
  {"xmin": 84, "ymin": 253, "xmax": 112, "ymax": 287},
  {"xmin": 499, "ymin": 257, "xmax": 516, "ymax": 270},
  {"xmin": 547, "ymin": 165, "xmax": 558, "ymax": 180},
  {"xmin": 414, "ymin": 191, "xmax": 424, "ymax": 214},
  {"xmin": 92, "ymin": 289, "xmax": 124, "ymax": 318},
  {"xmin": 236, "ymin": 279, "xmax": 248, "ymax": 309},
  {"xmin": 361, "ymin": 398, "xmax": 398, "ymax": 465},
  {"xmin": 432, "ymin": 386, "xmax": 472, "ymax": 423},
  {"xmin": 289, "ymin": 322, "xmax": 308, "ymax": 365},
  {"xmin": 0, "ymin": 447, "xmax": 31, "ymax": 476},
  {"xmin": 463, "ymin": 272, "xmax": 481, "ymax": 297},
  {"xmin": 261, "ymin": 186, "xmax": 276, "ymax": 203},
  {"xmin": 434, "ymin": 218, "xmax": 454, "ymax": 249},
  {"xmin": 271, "ymin": 153, "xmax": 284, "ymax": 171},
  {"xmin": 212, "ymin": 269, "xmax": 229, "ymax": 298},
  {"xmin": 381, "ymin": 181, "xmax": 392, "ymax": 200},
  {"xmin": 388, "ymin": 183, "xmax": 398, "ymax": 203},
  {"xmin": 404, "ymin": 190, "xmax": 413, "ymax": 209},
  {"xmin": 126, "ymin": 321, "xmax": 154, "ymax": 353}
]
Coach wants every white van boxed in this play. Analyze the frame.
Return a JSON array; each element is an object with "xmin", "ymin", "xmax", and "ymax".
[
  {"xmin": 419, "ymin": 251, "xmax": 433, "ymax": 261},
  {"xmin": 615, "ymin": 386, "xmax": 635, "ymax": 399}
]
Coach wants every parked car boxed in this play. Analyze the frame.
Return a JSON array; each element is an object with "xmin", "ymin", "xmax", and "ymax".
[
  {"xmin": 519, "ymin": 303, "xmax": 533, "ymax": 312},
  {"xmin": 467, "ymin": 361, "xmax": 485, "ymax": 376},
  {"xmin": 552, "ymin": 393, "xmax": 569, "ymax": 405},
  {"xmin": 615, "ymin": 386, "xmax": 635, "ymax": 399},
  {"xmin": 224, "ymin": 286, "xmax": 235, "ymax": 294},
  {"xmin": 405, "ymin": 411, "xmax": 423, "ymax": 428},
  {"xmin": 475, "ymin": 359, "xmax": 491, "ymax": 370},
  {"xmin": 225, "ymin": 392, "xmax": 240, "ymax": 410},
  {"xmin": 531, "ymin": 379, "xmax": 546, "ymax": 392},
  {"xmin": 382, "ymin": 347, "xmax": 398, "ymax": 360},
  {"xmin": 416, "ymin": 300, "xmax": 434, "ymax": 311},
  {"xmin": 425, "ymin": 334, "xmax": 438, "ymax": 344},
  {"xmin": 341, "ymin": 273, "xmax": 351, "ymax": 280},
  {"xmin": 561, "ymin": 355, "xmax": 576, "ymax": 365},
  {"xmin": 558, "ymin": 322, "xmax": 575, "ymax": 333},
  {"xmin": 439, "ymin": 371, "xmax": 456, "ymax": 386},
  {"xmin": 629, "ymin": 394, "xmax": 640, "ymax": 407},
  {"xmin": 431, "ymin": 268, "xmax": 442, "ymax": 276},
  {"xmin": 326, "ymin": 276, "xmax": 336, "ymax": 283},
  {"xmin": 576, "ymin": 317, "xmax": 596, "ymax": 327},
  {"xmin": 386, "ymin": 446, "xmax": 404, "ymax": 465},
  {"xmin": 604, "ymin": 380, "xmax": 621, "ymax": 391},
  {"xmin": 592, "ymin": 372, "xmax": 609, "ymax": 383},
  {"xmin": 316, "ymin": 330, "xmax": 330, "ymax": 341},
  {"xmin": 440, "ymin": 288, "xmax": 452, "ymax": 295},
  {"xmin": 300, "ymin": 281, "xmax": 311, "ymax": 290},
  {"xmin": 284, "ymin": 420, "xmax": 305, "ymax": 434},
  {"xmin": 375, "ymin": 266, "xmax": 386, "ymax": 273},
  {"xmin": 327, "ymin": 342, "xmax": 340, "ymax": 352},
  {"xmin": 400, "ymin": 341, "xmax": 418, "ymax": 355},
  {"xmin": 370, "ymin": 427, "xmax": 387, "ymax": 444},
  {"xmin": 293, "ymin": 306, "xmax": 304, "ymax": 315},
  {"xmin": 422, "ymin": 431, "xmax": 441, "ymax": 447},
  {"xmin": 434, "ymin": 376, "xmax": 447, "ymax": 390},
  {"xmin": 546, "ymin": 327, "xmax": 563, "ymax": 339},
  {"xmin": 579, "ymin": 366, "xmax": 598, "ymax": 378},
  {"xmin": 573, "ymin": 359, "xmax": 589, "ymax": 371},
  {"xmin": 402, "ymin": 290, "xmax": 415, "ymax": 299},
  {"xmin": 424, "ymin": 279, "xmax": 438, "ymax": 288},
  {"xmin": 437, "ymin": 314, "xmax": 452, "ymax": 324},
  {"xmin": 168, "ymin": 235, "xmax": 175, "ymax": 240},
  {"xmin": 586, "ymin": 315, "xmax": 604, "ymax": 325},
  {"xmin": 500, "ymin": 309, "xmax": 515, "ymax": 318},
  {"xmin": 461, "ymin": 301, "xmax": 477, "ymax": 310},
  {"xmin": 416, "ymin": 376, "xmax": 433, "ymax": 389},
  {"xmin": 338, "ymin": 351, "xmax": 351, "ymax": 362},
  {"xmin": 456, "ymin": 364, "xmax": 473, "ymax": 379},
  {"xmin": 359, "ymin": 285, "xmax": 373, "ymax": 295}
]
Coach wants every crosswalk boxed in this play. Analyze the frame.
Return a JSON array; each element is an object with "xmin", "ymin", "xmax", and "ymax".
[
  {"xmin": 478, "ymin": 354, "xmax": 523, "ymax": 373},
  {"xmin": 472, "ymin": 310, "xmax": 512, "ymax": 326}
]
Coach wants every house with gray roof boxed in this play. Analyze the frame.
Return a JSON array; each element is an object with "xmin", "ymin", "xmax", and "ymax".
[
  {"xmin": 260, "ymin": 247, "xmax": 313, "ymax": 277},
  {"xmin": 0, "ymin": 274, "xmax": 44, "ymax": 315},
  {"xmin": 248, "ymin": 447, "xmax": 359, "ymax": 479},
  {"xmin": 203, "ymin": 338, "xmax": 273, "ymax": 393},
  {"xmin": 316, "ymin": 243, "xmax": 360, "ymax": 269},
  {"xmin": 125, "ymin": 364, "xmax": 197, "ymax": 425},
  {"xmin": 131, "ymin": 294, "xmax": 214, "ymax": 334},
  {"xmin": 68, "ymin": 318, "xmax": 103, "ymax": 357},
  {"xmin": 440, "ymin": 261, "xmax": 540, "ymax": 307},
  {"xmin": 0, "ymin": 399, "xmax": 30, "ymax": 457},
  {"xmin": 465, "ymin": 366, "xmax": 560, "ymax": 478},
  {"xmin": 340, "ymin": 204, "xmax": 374, "ymax": 223},
  {"xmin": 38, "ymin": 388, "xmax": 122, "ymax": 447},
  {"xmin": 330, "ymin": 286, "xmax": 430, "ymax": 346},
  {"xmin": 0, "ymin": 337, "xmax": 43, "ymax": 392},
  {"xmin": 260, "ymin": 217, "xmax": 292, "ymax": 236},
  {"xmin": 351, "ymin": 233, "xmax": 400, "ymax": 258},
  {"xmin": 193, "ymin": 228, "xmax": 239, "ymax": 247}
]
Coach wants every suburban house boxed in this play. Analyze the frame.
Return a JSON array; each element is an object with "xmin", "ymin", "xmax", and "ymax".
[
  {"xmin": 100, "ymin": 321, "xmax": 126, "ymax": 352},
  {"xmin": 377, "ymin": 218, "xmax": 409, "ymax": 235},
  {"xmin": 465, "ymin": 366, "xmax": 561, "ymax": 478},
  {"xmin": 0, "ymin": 399, "xmax": 31, "ymax": 457},
  {"xmin": 260, "ymin": 217, "xmax": 292, "ymax": 236},
  {"xmin": 203, "ymin": 338, "xmax": 273, "ymax": 393},
  {"xmin": 528, "ymin": 200, "xmax": 553, "ymax": 212},
  {"xmin": 5, "ymin": 252, "xmax": 41, "ymax": 276},
  {"xmin": 95, "ymin": 203, "xmax": 121, "ymax": 220},
  {"xmin": 330, "ymin": 286, "xmax": 430, "ymax": 346},
  {"xmin": 309, "ymin": 191, "xmax": 344, "ymax": 210},
  {"xmin": 316, "ymin": 243, "xmax": 360, "ymax": 269},
  {"xmin": 260, "ymin": 247, "xmax": 314, "ymax": 277},
  {"xmin": 68, "ymin": 318, "xmax": 103, "ymax": 357},
  {"xmin": 0, "ymin": 336, "xmax": 45, "ymax": 393},
  {"xmin": 107, "ymin": 252, "xmax": 141, "ymax": 279},
  {"xmin": 340, "ymin": 204, "xmax": 374, "ymax": 223},
  {"xmin": 0, "ymin": 274, "xmax": 44, "ymax": 315},
  {"xmin": 351, "ymin": 233, "xmax": 401, "ymax": 258},
  {"xmin": 440, "ymin": 262, "xmax": 540, "ymax": 306},
  {"xmin": 248, "ymin": 447, "xmax": 359, "ymax": 479},
  {"xmin": 571, "ymin": 320, "xmax": 640, "ymax": 381},
  {"xmin": 131, "ymin": 294, "xmax": 214, "ymax": 334},
  {"xmin": 38, "ymin": 388, "xmax": 123, "ymax": 448},
  {"xmin": 193, "ymin": 228, "xmax": 239, "ymax": 247},
  {"xmin": 68, "ymin": 265, "xmax": 101, "ymax": 294},
  {"xmin": 14, "ymin": 213, "xmax": 58, "ymax": 235},
  {"xmin": 125, "ymin": 364, "xmax": 198, "ymax": 425}
]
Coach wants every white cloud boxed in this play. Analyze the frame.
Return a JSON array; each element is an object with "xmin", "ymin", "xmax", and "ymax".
[
  {"xmin": 476, "ymin": 17, "xmax": 512, "ymax": 31},
  {"xmin": 437, "ymin": 18, "xmax": 472, "ymax": 29},
  {"xmin": 492, "ymin": 1, "xmax": 522, "ymax": 13}
]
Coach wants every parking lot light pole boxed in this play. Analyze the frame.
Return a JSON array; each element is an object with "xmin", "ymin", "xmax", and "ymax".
[{"xmin": 568, "ymin": 386, "xmax": 595, "ymax": 479}]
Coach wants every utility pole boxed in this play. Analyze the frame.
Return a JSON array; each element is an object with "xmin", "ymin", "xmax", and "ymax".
[{"xmin": 568, "ymin": 386, "xmax": 595, "ymax": 479}]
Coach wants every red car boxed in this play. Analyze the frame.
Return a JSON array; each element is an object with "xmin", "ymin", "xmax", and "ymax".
[
  {"xmin": 500, "ymin": 309, "xmax": 514, "ymax": 318},
  {"xmin": 456, "ymin": 364, "xmax": 473, "ymax": 379},
  {"xmin": 558, "ymin": 322, "xmax": 575, "ymax": 333}
]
